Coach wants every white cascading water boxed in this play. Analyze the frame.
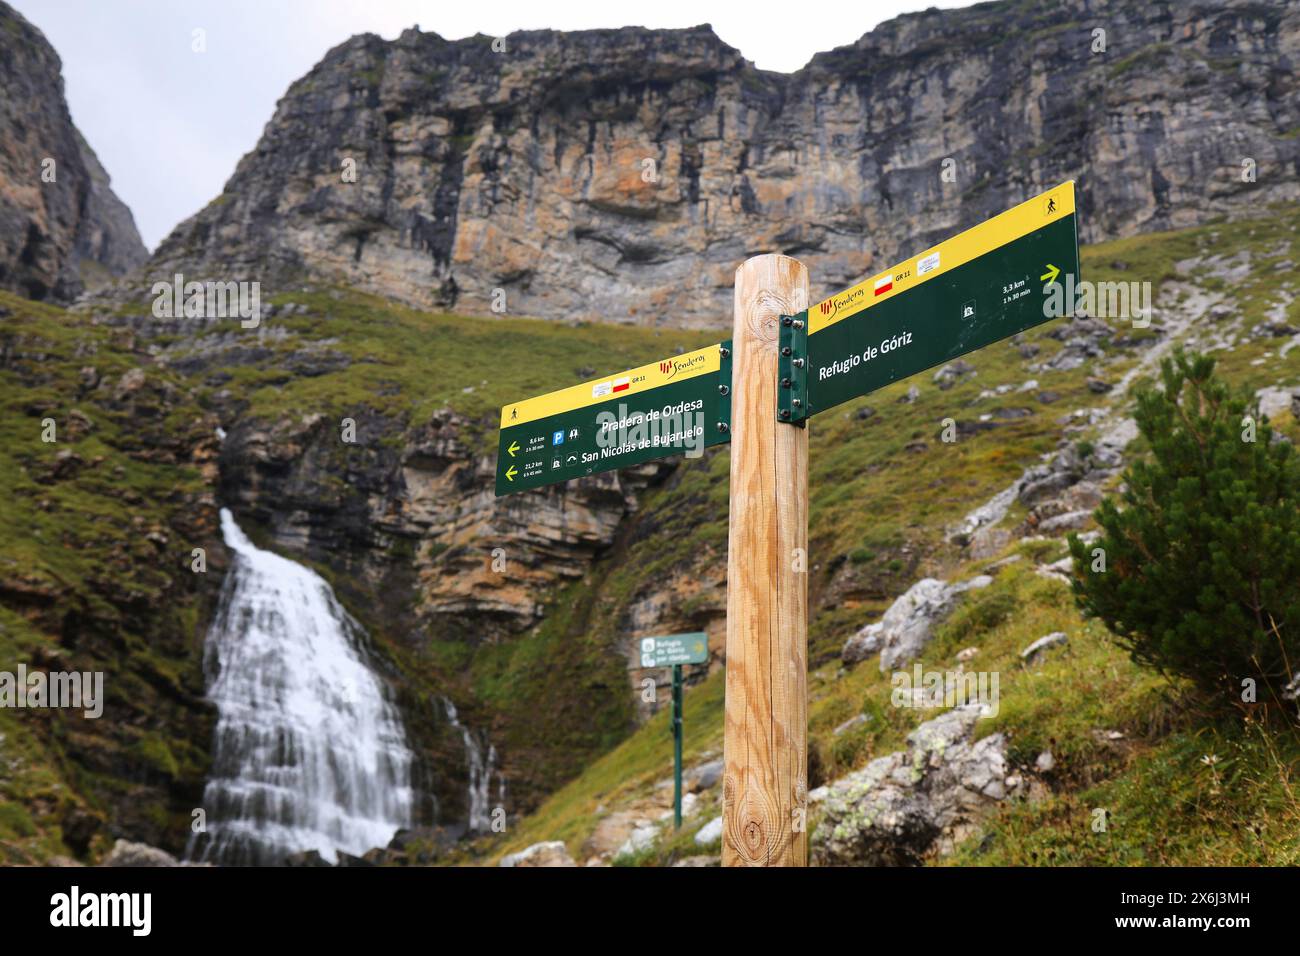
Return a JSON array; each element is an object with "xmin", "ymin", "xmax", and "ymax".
[
  {"xmin": 190, "ymin": 508, "xmax": 414, "ymax": 865},
  {"xmin": 442, "ymin": 698, "xmax": 505, "ymax": 833}
]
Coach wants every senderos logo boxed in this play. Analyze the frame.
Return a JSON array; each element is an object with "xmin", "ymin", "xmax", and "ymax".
[
  {"xmin": 657, "ymin": 354, "xmax": 708, "ymax": 381},
  {"xmin": 817, "ymin": 287, "xmax": 866, "ymax": 323}
]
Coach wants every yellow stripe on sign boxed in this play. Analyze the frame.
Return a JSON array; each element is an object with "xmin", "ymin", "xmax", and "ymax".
[
  {"xmin": 809, "ymin": 181, "xmax": 1076, "ymax": 335},
  {"xmin": 499, "ymin": 342, "xmax": 722, "ymax": 429}
]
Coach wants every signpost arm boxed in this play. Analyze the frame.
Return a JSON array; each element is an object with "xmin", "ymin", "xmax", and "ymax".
[
  {"xmin": 722, "ymin": 254, "xmax": 810, "ymax": 866},
  {"xmin": 672, "ymin": 664, "xmax": 683, "ymax": 830}
]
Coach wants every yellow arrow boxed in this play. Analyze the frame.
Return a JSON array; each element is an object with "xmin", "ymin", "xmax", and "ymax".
[
  {"xmin": 507, "ymin": 441, "xmax": 520, "ymax": 457},
  {"xmin": 505, "ymin": 465, "xmax": 518, "ymax": 482},
  {"xmin": 1040, "ymin": 263, "xmax": 1060, "ymax": 284}
]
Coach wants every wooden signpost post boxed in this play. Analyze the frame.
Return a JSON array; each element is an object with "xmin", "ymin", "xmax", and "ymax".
[
  {"xmin": 722, "ymin": 254, "xmax": 810, "ymax": 866},
  {"xmin": 496, "ymin": 182, "xmax": 1080, "ymax": 867}
]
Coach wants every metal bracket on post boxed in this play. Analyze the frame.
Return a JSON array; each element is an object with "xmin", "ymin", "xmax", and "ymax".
[
  {"xmin": 717, "ymin": 338, "xmax": 733, "ymax": 439},
  {"xmin": 777, "ymin": 311, "xmax": 809, "ymax": 425}
]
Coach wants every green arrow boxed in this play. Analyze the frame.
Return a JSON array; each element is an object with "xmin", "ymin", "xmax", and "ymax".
[
  {"xmin": 1040, "ymin": 263, "xmax": 1060, "ymax": 284},
  {"xmin": 507, "ymin": 440, "xmax": 520, "ymax": 457},
  {"xmin": 505, "ymin": 465, "xmax": 518, "ymax": 482}
]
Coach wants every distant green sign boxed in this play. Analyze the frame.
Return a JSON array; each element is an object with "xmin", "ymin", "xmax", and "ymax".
[
  {"xmin": 495, "ymin": 343, "xmax": 732, "ymax": 496},
  {"xmin": 638, "ymin": 633, "xmax": 709, "ymax": 668},
  {"xmin": 787, "ymin": 182, "xmax": 1081, "ymax": 420}
]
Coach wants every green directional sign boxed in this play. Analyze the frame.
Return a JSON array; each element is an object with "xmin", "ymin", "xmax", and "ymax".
[
  {"xmin": 631, "ymin": 631, "xmax": 709, "ymax": 830},
  {"xmin": 495, "ymin": 343, "xmax": 732, "ymax": 496},
  {"xmin": 637, "ymin": 632, "xmax": 709, "ymax": 668},
  {"xmin": 783, "ymin": 181, "xmax": 1081, "ymax": 420}
]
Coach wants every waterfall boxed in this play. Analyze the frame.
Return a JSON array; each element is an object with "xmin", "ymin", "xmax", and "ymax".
[
  {"xmin": 189, "ymin": 508, "xmax": 414, "ymax": 865},
  {"xmin": 441, "ymin": 698, "xmax": 505, "ymax": 833}
]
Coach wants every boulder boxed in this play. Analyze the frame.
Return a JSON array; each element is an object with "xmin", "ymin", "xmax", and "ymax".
[
  {"xmin": 685, "ymin": 757, "xmax": 723, "ymax": 792},
  {"xmin": 812, "ymin": 705, "xmax": 1015, "ymax": 866},
  {"xmin": 841, "ymin": 621, "xmax": 884, "ymax": 664},
  {"xmin": 1035, "ymin": 557, "xmax": 1074, "ymax": 584},
  {"xmin": 1036, "ymin": 510, "xmax": 1093, "ymax": 533},
  {"xmin": 614, "ymin": 823, "xmax": 659, "ymax": 859},
  {"xmin": 499, "ymin": 841, "xmax": 578, "ymax": 867},
  {"xmin": 656, "ymin": 792, "xmax": 699, "ymax": 821},
  {"xmin": 834, "ymin": 713, "xmax": 870, "ymax": 736},
  {"xmin": 1257, "ymin": 386, "xmax": 1300, "ymax": 421},
  {"xmin": 1021, "ymin": 631, "xmax": 1069, "ymax": 663},
  {"xmin": 1019, "ymin": 470, "xmax": 1077, "ymax": 505},
  {"xmin": 967, "ymin": 526, "xmax": 1011, "ymax": 560},
  {"xmin": 992, "ymin": 406, "xmax": 1033, "ymax": 419},
  {"xmin": 842, "ymin": 576, "xmax": 992, "ymax": 671},
  {"xmin": 694, "ymin": 816, "xmax": 723, "ymax": 847},
  {"xmin": 100, "ymin": 840, "xmax": 178, "ymax": 867},
  {"xmin": 934, "ymin": 360, "xmax": 975, "ymax": 390}
]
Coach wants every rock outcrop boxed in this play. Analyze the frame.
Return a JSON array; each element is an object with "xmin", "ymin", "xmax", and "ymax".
[
  {"xmin": 0, "ymin": 3, "xmax": 147, "ymax": 301},
  {"xmin": 214, "ymin": 407, "xmax": 641, "ymax": 633},
  {"xmin": 1021, "ymin": 631, "xmax": 1070, "ymax": 663},
  {"xmin": 100, "ymin": 840, "xmax": 185, "ymax": 867},
  {"xmin": 499, "ymin": 840, "xmax": 577, "ymax": 867},
  {"xmin": 812, "ymin": 704, "xmax": 1016, "ymax": 866},
  {"xmin": 143, "ymin": 0, "xmax": 1298, "ymax": 327},
  {"xmin": 842, "ymin": 575, "xmax": 992, "ymax": 669}
]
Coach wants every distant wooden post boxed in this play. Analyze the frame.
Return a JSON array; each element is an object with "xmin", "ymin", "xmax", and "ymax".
[{"xmin": 722, "ymin": 254, "xmax": 810, "ymax": 866}]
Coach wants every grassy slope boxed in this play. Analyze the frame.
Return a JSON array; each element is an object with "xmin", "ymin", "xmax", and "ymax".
[
  {"xmin": 0, "ymin": 291, "xmax": 215, "ymax": 862},
  {"xmin": 181, "ymin": 294, "xmax": 721, "ymax": 451},
  {"xmin": 481, "ymin": 208, "xmax": 1300, "ymax": 865}
]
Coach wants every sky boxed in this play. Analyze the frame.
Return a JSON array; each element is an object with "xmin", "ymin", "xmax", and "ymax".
[{"xmin": 12, "ymin": 0, "xmax": 974, "ymax": 251}]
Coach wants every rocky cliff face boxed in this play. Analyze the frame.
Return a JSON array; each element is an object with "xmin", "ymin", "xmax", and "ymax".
[
  {"xmin": 147, "ymin": 0, "xmax": 1298, "ymax": 327},
  {"xmin": 215, "ymin": 408, "xmax": 641, "ymax": 635},
  {"xmin": 0, "ymin": 2, "xmax": 147, "ymax": 302}
]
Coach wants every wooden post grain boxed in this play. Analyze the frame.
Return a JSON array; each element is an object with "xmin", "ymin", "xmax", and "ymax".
[{"xmin": 722, "ymin": 254, "xmax": 810, "ymax": 867}]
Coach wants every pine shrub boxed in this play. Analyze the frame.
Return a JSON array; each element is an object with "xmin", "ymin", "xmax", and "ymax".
[{"xmin": 1069, "ymin": 350, "xmax": 1300, "ymax": 707}]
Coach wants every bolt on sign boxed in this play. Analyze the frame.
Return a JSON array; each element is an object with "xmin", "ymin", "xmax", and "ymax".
[
  {"xmin": 638, "ymin": 633, "xmax": 709, "ymax": 668},
  {"xmin": 495, "ymin": 342, "xmax": 733, "ymax": 496},
  {"xmin": 779, "ymin": 181, "xmax": 1080, "ymax": 421}
]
